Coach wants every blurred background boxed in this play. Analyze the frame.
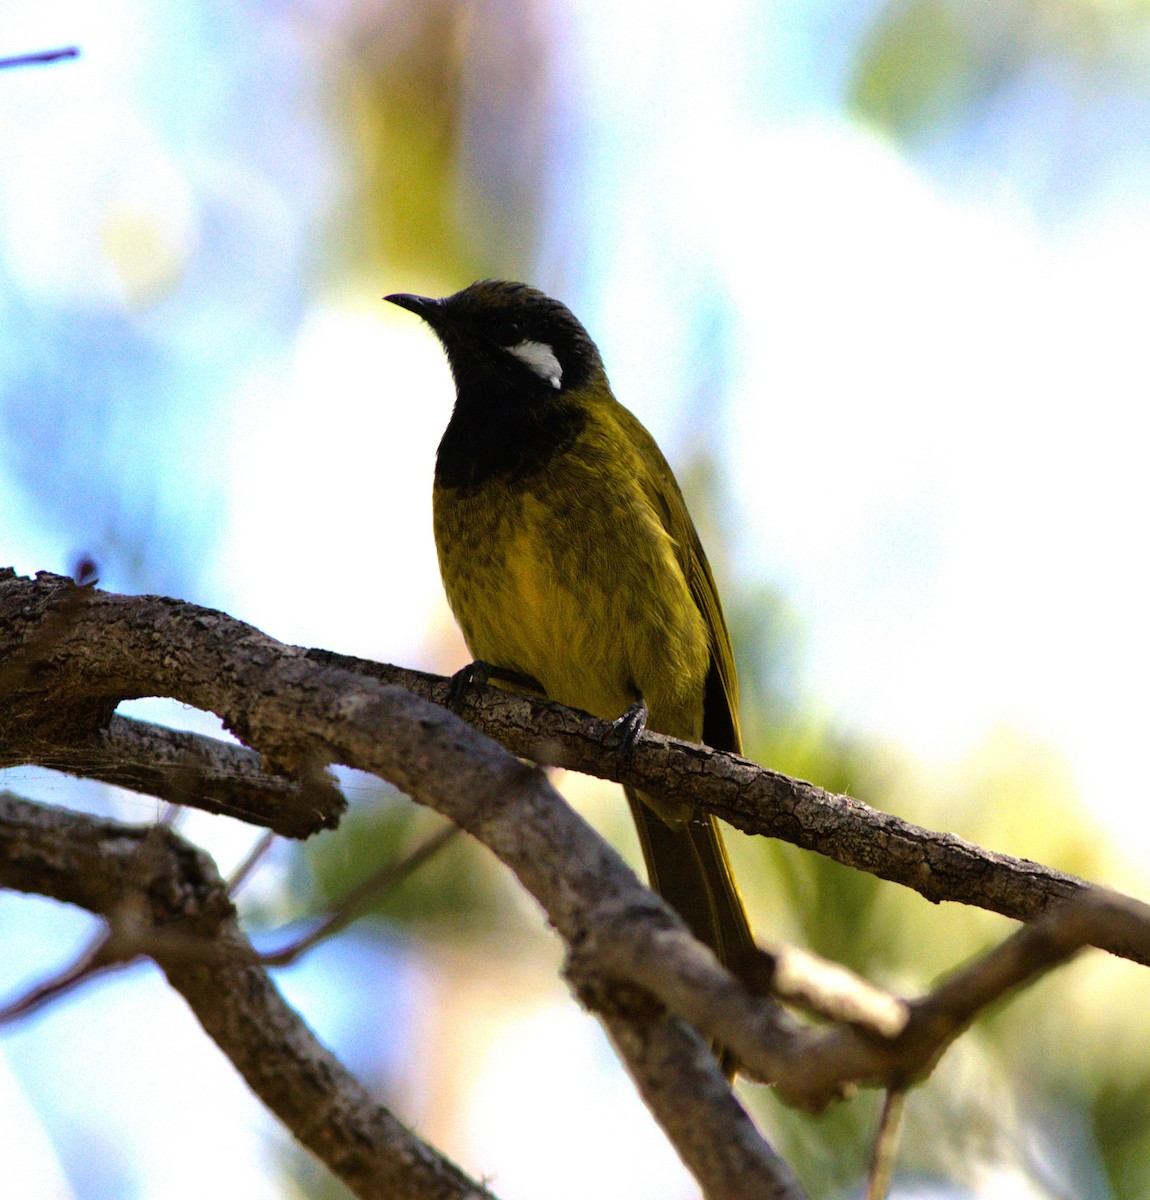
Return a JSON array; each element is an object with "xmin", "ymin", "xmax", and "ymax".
[{"xmin": 2, "ymin": 0, "xmax": 1150, "ymax": 1196}]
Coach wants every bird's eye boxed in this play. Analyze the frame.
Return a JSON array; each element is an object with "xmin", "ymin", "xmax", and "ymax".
[{"xmin": 499, "ymin": 318, "xmax": 524, "ymax": 344}]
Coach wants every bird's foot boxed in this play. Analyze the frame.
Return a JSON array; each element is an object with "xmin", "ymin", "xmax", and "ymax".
[
  {"xmin": 446, "ymin": 661, "xmax": 489, "ymax": 709},
  {"xmin": 446, "ymin": 660, "xmax": 544, "ymax": 710},
  {"xmin": 610, "ymin": 699, "xmax": 649, "ymax": 756}
]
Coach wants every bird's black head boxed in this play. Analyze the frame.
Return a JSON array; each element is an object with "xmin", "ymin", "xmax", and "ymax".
[{"xmin": 385, "ymin": 280, "xmax": 604, "ymax": 401}]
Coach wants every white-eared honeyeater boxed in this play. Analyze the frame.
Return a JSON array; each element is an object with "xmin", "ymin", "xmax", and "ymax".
[{"xmin": 387, "ymin": 281, "xmax": 756, "ymax": 1068}]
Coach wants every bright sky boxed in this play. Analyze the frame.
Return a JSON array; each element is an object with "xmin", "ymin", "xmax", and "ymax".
[{"xmin": 715, "ymin": 119, "xmax": 1150, "ymax": 834}]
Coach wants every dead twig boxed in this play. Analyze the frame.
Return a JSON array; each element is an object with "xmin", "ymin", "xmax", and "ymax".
[
  {"xmin": 260, "ymin": 822, "xmax": 459, "ymax": 967},
  {"xmin": 0, "ymin": 47, "xmax": 79, "ymax": 69}
]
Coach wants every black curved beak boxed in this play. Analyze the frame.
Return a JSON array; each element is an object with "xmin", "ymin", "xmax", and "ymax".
[{"xmin": 384, "ymin": 293, "xmax": 440, "ymax": 321}]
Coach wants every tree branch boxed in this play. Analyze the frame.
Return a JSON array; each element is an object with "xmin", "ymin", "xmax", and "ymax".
[
  {"xmin": 770, "ymin": 889, "xmax": 1150, "ymax": 1112},
  {"xmin": 5, "ymin": 569, "xmax": 1150, "ymax": 1198},
  {"xmin": 1, "ymin": 713, "xmax": 344, "ymax": 838},
  {"xmin": 0, "ymin": 47, "xmax": 78, "ymax": 68},
  {"xmin": 0, "ymin": 570, "xmax": 1122, "ymax": 963},
  {"xmin": 0, "ymin": 791, "xmax": 497, "ymax": 1200},
  {"xmin": 0, "ymin": 570, "xmax": 804, "ymax": 1198},
  {"xmin": 306, "ymin": 648, "xmax": 1144, "ymax": 965}
]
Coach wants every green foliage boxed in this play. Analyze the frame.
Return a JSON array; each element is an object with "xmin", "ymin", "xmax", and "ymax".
[
  {"xmin": 305, "ymin": 796, "xmax": 521, "ymax": 934},
  {"xmin": 850, "ymin": 0, "xmax": 1150, "ymax": 143},
  {"xmin": 322, "ymin": 3, "xmax": 546, "ymax": 289},
  {"xmin": 850, "ymin": 0, "xmax": 984, "ymax": 138},
  {"xmin": 324, "ymin": 4, "xmax": 483, "ymax": 286},
  {"xmin": 757, "ymin": 1088, "xmax": 889, "ymax": 1200},
  {"xmin": 1094, "ymin": 1076, "xmax": 1150, "ymax": 1199}
]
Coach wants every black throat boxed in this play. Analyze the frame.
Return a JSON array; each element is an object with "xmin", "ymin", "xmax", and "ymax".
[{"xmin": 435, "ymin": 379, "xmax": 587, "ymax": 493}]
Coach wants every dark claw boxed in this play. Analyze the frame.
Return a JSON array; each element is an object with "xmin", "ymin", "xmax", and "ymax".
[
  {"xmin": 610, "ymin": 699, "xmax": 649, "ymax": 756},
  {"xmin": 447, "ymin": 661, "xmax": 490, "ymax": 709},
  {"xmin": 446, "ymin": 660, "xmax": 544, "ymax": 710}
]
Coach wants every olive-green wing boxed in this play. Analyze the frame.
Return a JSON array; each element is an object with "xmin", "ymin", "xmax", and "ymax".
[
  {"xmin": 615, "ymin": 405, "xmax": 742, "ymax": 754},
  {"xmin": 614, "ymin": 402, "xmax": 758, "ymax": 1078}
]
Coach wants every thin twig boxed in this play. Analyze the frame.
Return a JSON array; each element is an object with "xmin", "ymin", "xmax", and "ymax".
[
  {"xmin": 773, "ymin": 891, "xmax": 1149, "ymax": 1112},
  {"xmin": 260, "ymin": 822, "xmax": 459, "ymax": 967},
  {"xmin": 0, "ymin": 792, "xmax": 500, "ymax": 1200},
  {"xmin": 0, "ymin": 47, "xmax": 79, "ymax": 69},
  {"xmin": 228, "ymin": 829, "xmax": 277, "ymax": 893},
  {"xmin": 0, "ymin": 812, "xmax": 192, "ymax": 1025},
  {"xmin": 0, "ymin": 928, "xmax": 127, "ymax": 1024},
  {"xmin": 866, "ymin": 1090, "xmax": 906, "ymax": 1200},
  {"xmin": 768, "ymin": 944, "xmax": 909, "ymax": 1037}
]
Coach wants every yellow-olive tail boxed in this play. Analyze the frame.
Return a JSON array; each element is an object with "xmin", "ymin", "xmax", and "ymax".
[{"xmin": 626, "ymin": 786, "xmax": 757, "ymax": 1075}]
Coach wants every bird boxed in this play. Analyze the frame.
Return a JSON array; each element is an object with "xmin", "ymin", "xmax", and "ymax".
[{"xmin": 386, "ymin": 280, "xmax": 757, "ymax": 1064}]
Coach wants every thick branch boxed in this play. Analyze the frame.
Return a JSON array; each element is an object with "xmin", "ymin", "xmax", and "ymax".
[
  {"xmin": 772, "ymin": 890, "xmax": 1150, "ymax": 1111},
  {"xmin": 306, "ymin": 649, "xmax": 1145, "ymax": 965},
  {"xmin": 2, "ymin": 714, "xmax": 342, "ymax": 837},
  {"xmin": 2, "ymin": 570, "xmax": 1129, "ymax": 967},
  {"xmin": 0, "ymin": 791, "xmax": 495, "ymax": 1200},
  {"xmin": 6, "ymin": 570, "xmax": 1150, "ymax": 1195},
  {"xmin": 0, "ymin": 571, "xmax": 801, "ymax": 1198},
  {"xmin": 597, "ymin": 1005, "xmax": 805, "ymax": 1200}
]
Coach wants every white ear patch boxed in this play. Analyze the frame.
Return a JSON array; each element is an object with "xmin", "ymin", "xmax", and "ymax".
[{"xmin": 507, "ymin": 339, "xmax": 562, "ymax": 389}]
